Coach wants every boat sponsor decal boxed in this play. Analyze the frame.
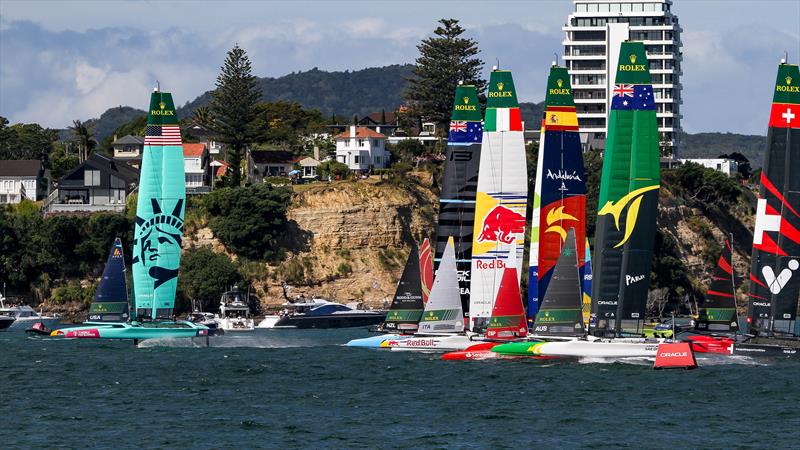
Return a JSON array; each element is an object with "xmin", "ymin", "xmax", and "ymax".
[
  {"xmin": 419, "ymin": 239, "xmax": 434, "ymax": 304},
  {"xmin": 66, "ymin": 328, "xmax": 101, "ymax": 338},
  {"xmin": 625, "ymin": 274, "xmax": 645, "ymax": 286},
  {"xmin": 448, "ymin": 120, "xmax": 483, "ymax": 143},
  {"xmin": 476, "ymin": 204, "xmax": 526, "ymax": 244},
  {"xmin": 761, "ymin": 260, "xmax": 799, "ymax": 294},
  {"xmin": 597, "ymin": 185, "xmax": 659, "ymax": 248}
]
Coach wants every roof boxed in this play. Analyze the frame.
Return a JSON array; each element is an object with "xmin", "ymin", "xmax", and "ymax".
[
  {"xmin": 112, "ymin": 135, "xmax": 144, "ymax": 145},
  {"xmin": 214, "ymin": 160, "xmax": 228, "ymax": 177},
  {"xmin": 183, "ymin": 143, "xmax": 207, "ymax": 158},
  {"xmin": 298, "ymin": 157, "xmax": 321, "ymax": 167},
  {"xmin": 60, "ymin": 153, "xmax": 139, "ymax": 185},
  {"xmin": 335, "ymin": 126, "xmax": 386, "ymax": 140},
  {"xmin": 360, "ymin": 111, "xmax": 398, "ymax": 125},
  {"xmin": 250, "ymin": 150, "xmax": 295, "ymax": 164},
  {"xmin": 0, "ymin": 160, "xmax": 42, "ymax": 177}
]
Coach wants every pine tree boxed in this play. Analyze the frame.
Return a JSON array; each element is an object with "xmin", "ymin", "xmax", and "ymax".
[
  {"xmin": 405, "ymin": 19, "xmax": 485, "ymax": 134},
  {"xmin": 209, "ymin": 45, "xmax": 262, "ymax": 186}
]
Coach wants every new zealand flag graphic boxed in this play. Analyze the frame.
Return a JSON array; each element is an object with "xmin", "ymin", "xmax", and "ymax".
[{"xmin": 448, "ymin": 120, "xmax": 483, "ymax": 143}]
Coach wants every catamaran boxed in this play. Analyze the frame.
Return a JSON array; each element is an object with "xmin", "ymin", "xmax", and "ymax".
[
  {"xmin": 527, "ymin": 64, "xmax": 588, "ymax": 323},
  {"xmin": 442, "ymin": 243, "xmax": 533, "ymax": 360},
  {"xmin": 345, "ymin": 244, "xmax": 425, "ymax": 347},
  {"xmin": 434, "ymin": 83, "xmax": 483, "ymax": 319},
  {"xmin": 689, "ymin": 62, "xmax": 800, "ymax": 358},
  {"xmin": 469, "ymin": 68, "xmax": 528, "ymax": 333},
  {"xmin": 53, "ymin": 89, "xmax": 209, "ymax": 341},
  {"xmin": 387, "ymin": 237, "xmax": 474, "ymax": 351},
  {"xmin": 496, "ymin": 43, "xmax": 664, "ymax": 360}
]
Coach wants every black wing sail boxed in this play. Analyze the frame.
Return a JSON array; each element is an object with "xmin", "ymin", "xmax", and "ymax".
[
  {"xmin": 747, "ymin": 63, "xmax": 800, "ymax": 336},
  {"xmin": 383, "ymin": 245, "xmax": 425, "ymax": 332},
  {"xmin": 88, "ymin": 237, "xmax": 130, "ymax": 323},
  {"xmin": 696, "ymin": 239, "xmax": 739, "ymax": 332},
  {"xmin": 533, "ymin": 229, "xmax": 584, "ymax": 336}
]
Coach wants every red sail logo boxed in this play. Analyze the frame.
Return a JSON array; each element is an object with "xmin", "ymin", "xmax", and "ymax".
[{"xmin": 477, "ymin": 206, "xmax": 526, "ymax": 244}]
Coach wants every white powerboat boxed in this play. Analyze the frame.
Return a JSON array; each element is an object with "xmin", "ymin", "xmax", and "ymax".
[
  {"xmin": 0, "ymin": 296, "xmax": 61, "ymax": 331},
  {"xmin": 257, "ymin": 297, "xmax": 385, "ymax": 329},
  {"xmin": 217, "ymin": 289, "xmax": 255, "ymax": 331}
]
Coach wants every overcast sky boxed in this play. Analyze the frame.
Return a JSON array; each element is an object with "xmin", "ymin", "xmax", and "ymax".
[{"xmin": 1, "ymin": 0, "xmax": 799, "ymax": 134}]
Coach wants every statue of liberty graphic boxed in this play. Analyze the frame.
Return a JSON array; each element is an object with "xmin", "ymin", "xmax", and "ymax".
[{"xmin": 132, "ymin": 198, "xmax": 184, "ymax": 289}]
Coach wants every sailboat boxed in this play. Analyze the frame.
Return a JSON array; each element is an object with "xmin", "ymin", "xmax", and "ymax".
[
  {"xmin": 582, "ymin": 238, "xmax": 593, "ymax": 329},
  {"xmin": 387, "ymin": 237, "xmax": 473, "ymax": 351},
  {"xmin": 494, "ymin": 43, "xmax": 664, "ymax": 359},
  {"xmin": 731, "ymin": 61, "xmax": 800, "ymax": 357},
  {"xmin": 469, "ymin": 68, "xmax": 528, "ymax": 332},
  {"xmin": 345, "ymin": 244, "xmax": 426, "ymax": 348},
  {"xmin": 442, "ymin": 243, "xmax": 536, "ymax": 360},
  {"xmin": 434, "ymin": 83, "xmax": 483, "ymax": 317},
  {"xmin": 528, "ymin": 64, "xmax": 587, "ymax": 323},
  {"xmin": 53, "ymin": 89, "xmax": 209, "ymax": 341}
]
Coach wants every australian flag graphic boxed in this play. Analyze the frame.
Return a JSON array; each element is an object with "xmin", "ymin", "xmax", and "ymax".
[
  {"xmin": 611, "ymin": 84, "xmax": 656, "ymax": 111},
  {"xmin": 448, "ymin": 120, "xmax": 483, "ymax": 144}
]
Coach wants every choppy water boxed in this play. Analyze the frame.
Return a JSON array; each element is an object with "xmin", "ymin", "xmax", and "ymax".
[{"xmin": 3, "ymin": 328, "xmax": 799, "ymax": 449}]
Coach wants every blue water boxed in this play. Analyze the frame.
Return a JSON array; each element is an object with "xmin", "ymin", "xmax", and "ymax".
[{"xmin": 3, "ymin": 329, "xmax": 799, "ymax": 449}]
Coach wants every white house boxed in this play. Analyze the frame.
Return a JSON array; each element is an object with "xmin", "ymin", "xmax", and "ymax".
[
  {"xmin": 183, "ymin": 143, "xmax": 210, "ymax": 193},
  {"xmin": 0, "ymin": 160, "xmax": 43, "ymax": 204},
  {"xmin": 111, "ymin": 134, "xmax": 144, "ymax": 167},
  {"xmin": 298, "ymin": 157, "xmax": 321, "ymax": 179},
  {"xmin": 679, "ymin": 158, "xmax": 739, "ymax": 176},
  {"xmin": 335, "ymin": 126, "xmax": 389, "ymax": 172}
]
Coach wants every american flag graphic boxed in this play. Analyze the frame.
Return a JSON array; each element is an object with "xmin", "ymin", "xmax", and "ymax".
[{"xmin": 144, "ymin": 125, "xmax": 182, "ymax": 146}]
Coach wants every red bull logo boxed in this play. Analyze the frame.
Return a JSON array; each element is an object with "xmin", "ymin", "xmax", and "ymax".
[{"xmin": 477, "ymin": 206, "xmax": 526, "ymax": 244}]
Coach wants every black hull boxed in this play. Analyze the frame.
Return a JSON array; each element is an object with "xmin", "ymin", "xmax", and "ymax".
[
  {"xmin": 733, "ymin": 342, "xmax": 799, "ymax": 358},
  {"xmin": 274, "ymin": 313, "xmax": 386, "ymax": 329},
  {"xmin": 0, "ymin": 318, "xmax": 14, "ymax": 330}
]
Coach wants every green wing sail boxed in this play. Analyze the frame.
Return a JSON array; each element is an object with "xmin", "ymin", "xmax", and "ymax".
[
  {"xmin": 131, "ymin": 91, "xmax": 185, "ymax": 320},
  {"xmin": 590, "ymin": 42, "xmax": 660, "ymax": 336}
]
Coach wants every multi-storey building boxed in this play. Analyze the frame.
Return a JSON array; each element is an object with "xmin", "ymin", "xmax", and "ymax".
[{"xmin": 563, "ymin": 0, "xmax": 682, "ymax": 155}]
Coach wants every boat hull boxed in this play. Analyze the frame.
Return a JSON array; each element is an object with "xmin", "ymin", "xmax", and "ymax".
[
  {"xmin": 345, "ymin": 334, "xmax": 407, "ymax": 348},
  {"xmin": 51, "ymin": 321, "xmax": 208, "ymax": 340},
  {"xmin": 388, "ymin": 334, "xmax": 475, "ymax": 352},
  {"xmin": 493, "ymin": 339, "xmax": 660, "ymax": 358},
  {"xmin": 0, "ymin": 317, "xmax": 14, "ymax": 330},
  {"xmin": 271, "ymin": 313, "xmax": 385, "ymax": 329}
]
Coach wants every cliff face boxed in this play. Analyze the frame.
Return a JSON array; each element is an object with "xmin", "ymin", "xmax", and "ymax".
[{"xmin": 235, "ymin": 179, "xmax": 438, "ymax": 309}]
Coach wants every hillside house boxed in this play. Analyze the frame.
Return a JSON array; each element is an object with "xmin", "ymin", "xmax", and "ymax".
[
  {"xmin": 44, "ymin": 153, "xmax": 139, "ymax": 214},
  {"xmin": 185, "ymin": 125, "xmax": 224, "ymax": 155},
  {"xmin": 248, "ymin": 150, "xmax": 297, "ymax": 183},
  {"xmin": 183, "ymin": 143, "xmax": 211, "ymax": 193},
  {"xmin": 298, "ymin": 157, "xmax": 321, "ymax": 179},
  {"xmin": 335, "ymin": 126, "xmax": 389, "ymax": 172},
  {"xmin": 679, "ymin": 158, "xmax": 739, "ymax": 176},
  {"xmin": 111, "ymin": 134, "xmax": 144, "ymax": 167},
  {"xmin": 0, "ymin": 160, "xmax": 44, "ymax": 204}
]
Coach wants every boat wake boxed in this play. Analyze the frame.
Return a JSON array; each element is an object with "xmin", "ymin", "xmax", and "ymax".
[{"xmin": 136, "ymin": 334, "xmax": 336, "ymax": 349}]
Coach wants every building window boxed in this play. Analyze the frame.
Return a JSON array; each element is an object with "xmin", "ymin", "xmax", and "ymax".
[
  {"xmin": 576, "ymin": 3, "xmax": 587, "ymax": 12},
  {"xmin": 84, "ymin": 170, "xmax": 100, "ymax": 186},
  {"xmin": 358, "ymin": 139, "xmax": 365, "ymax": 147},
  {"xmin": 354, "ymin": 155, "xmax": 360, "ymax": 164}
]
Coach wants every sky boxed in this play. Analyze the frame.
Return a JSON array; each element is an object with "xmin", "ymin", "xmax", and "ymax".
[{"xmin": 1, "ymin": 0, "xmax": 799, "ymax": 135}]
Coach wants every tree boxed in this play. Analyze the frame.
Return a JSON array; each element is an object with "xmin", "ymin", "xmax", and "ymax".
[
  {"xmin": 204, "ymin": 184, "xmax": 292, "ymax": 261},
  {"xmin": 178, "ymin": 246, "xmax": 243, "ymax": 312},
  {"xmin": 404, "ymin": 19, "xmax": 486, "ymax": 133},
  {"xmin": 69, "ymin": 119, "xmax": 96, "ymax": 163},
  {"xmin": 0, "ymin": 117, "xmax": 58, "ymax": 161},
  {"xmin": 317, "ymin": 160, "xmax": 350, "ymax": 180},
  {"xmin": 192, "ymin": 105, "xmax": 213, "ymax": 128},
  {"xmin": 718, "ymin": 152, "xmax": 752, "ymax": 179},
  {"xmin": 209, "ymin": 45, "xmax": 263, "ymax": 187}
]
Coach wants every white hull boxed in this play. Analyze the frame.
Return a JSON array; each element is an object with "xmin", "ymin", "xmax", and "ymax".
[
  {"xmin": 256, "ymin": 315, "xmax": 281, "ymax": 329},
  {"xmin": 389, "ymin": 334, "xmax": 475, "ymax": 352},
  {"xmin": 219, "ymin": 317, "xmax": 255, "ymax": 331},
  {"xmin": 531, "ymin": 338, "xmax": 662, "ymax": 358}
]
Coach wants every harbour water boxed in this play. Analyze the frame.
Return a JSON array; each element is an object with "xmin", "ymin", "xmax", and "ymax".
[{"xmin": 4, "ymin": 328, "xmax": 799, "ymax": 449}]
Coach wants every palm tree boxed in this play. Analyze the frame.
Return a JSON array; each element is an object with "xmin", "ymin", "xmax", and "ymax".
[{"xmin": 69, "ymin": 120, "xmax": 96, "ymax": 163}]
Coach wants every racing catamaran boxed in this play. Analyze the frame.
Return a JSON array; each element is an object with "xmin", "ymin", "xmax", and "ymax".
[
  {"xmin": 469, "ymin": 68, "xmax": 528, "ymax": 332},
  {"xmin": 53, "ymin": 88, "xmax": 209, "ymax": 341}
]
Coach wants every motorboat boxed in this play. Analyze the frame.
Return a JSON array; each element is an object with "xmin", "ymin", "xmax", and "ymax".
[
  {"xmin": 187, "ymin": 311, "xmax": 224, "ymax": 336},
  {"xmin": 0, "ymin": 297, "xmax": 61, "ymax": 331},
  {"xmin": 218, "ymin": 289, "xmax": 255, "ymax": 331},
  {"xmin": 258, "ymin": 297, "xmax": 385, "ymax": 329}
]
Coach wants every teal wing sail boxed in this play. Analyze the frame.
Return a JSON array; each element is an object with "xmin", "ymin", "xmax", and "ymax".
[{"xmin": 131, "ymin": 91, "xmax": 185, "ymax": 320}]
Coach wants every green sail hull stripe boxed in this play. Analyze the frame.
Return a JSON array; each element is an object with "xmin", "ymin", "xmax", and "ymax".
[
  {"xmin": 419, "ymin": 309, "xmax": 460, "ymax": 322},
  {"xmin": 702, "ymin": 308, "xmax": 738, "ymax": 322},
  {"xmin": 384, "ymin": 309, "xmax": 424, "ymax": 322},
  {"xmin": 535, "ymin": 308, "xmax": 582, "ymax": 323},
  {"xmin": 89, "ymin": 302, "xmax": 129, "ymax": 314},
  {"xmin": 488, "ymin": 315, "xmax": 524, "ymax": 328}
]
